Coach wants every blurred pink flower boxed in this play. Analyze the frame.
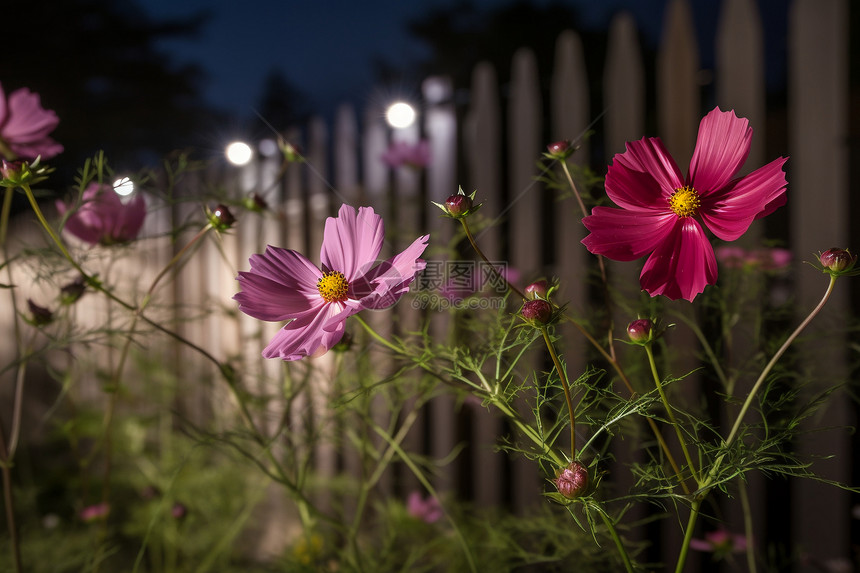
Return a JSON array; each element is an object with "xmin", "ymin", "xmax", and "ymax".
[
  {"xmin": 715, "ymin": 246, "xmax": 791, "ymax": 271},
  {"xmin": 407, "ymin": 492, "xmax": 443, "ymax": 523},
  {"xmin": 380, "ymin": 140, "xmax": 431, "ymax": 169},
  {"xmin": 690, "ymin": 528, "xmax": 748, "ymax": 555},
  {"xmin": 56, "ymin": 183, "xmax": 146, "ymax": 246},
  {"xmin": 79, "ymin": 502, "xmax": 110, "ymax": 522},
  {"xmin": 582, "ymin": 107, "xmax": 788, "ymax": 301},
  {"xmin": 0, "ymin": 83, "xmax": 63, "ymax": 160},
  {"xmin": 235, "ymin": 204, "xmax": 428, "ymax": 360},
  {"xmin": 439, "ymin": 264, "xmax": 520, "ymax": 302}
]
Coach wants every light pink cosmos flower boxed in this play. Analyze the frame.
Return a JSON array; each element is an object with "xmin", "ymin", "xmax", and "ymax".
[
  {"xmin": 406, "ymin": 491, "xmax": 443, "ymax": 523},
  {"xmin": 234, "ymin": 204, "xmax": 429, "ymax": 360},
  {"xmin": 79, "ymin": 502, "xmax": 110, "ymax": 522},
  {"xmin": 56, "ymin": 182, "xmax": 146, "ymax": 246},
  {"xmin": 715, "ymin": 245, "xmax": 791, "ymax": 271},
  {"xmin": 380, "ymin": 140, "xmax": 431, "ymax": 169},
  {"xmin": 582, "ymin": 107, "xmax": 788, "ymax": 301},
  {"xmin": 690, "ymin": 528, "xmax": 748, "ymax": 554},
  {"xmin": 0, "ymin": 83, "xmax": 63, "ymax": 160}
]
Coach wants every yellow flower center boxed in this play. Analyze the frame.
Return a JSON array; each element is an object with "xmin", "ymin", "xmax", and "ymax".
[
  {"xmin": 669, "ymin": 186, "xmax": 701, "ymax": 218},
  {"xmin": 317, "ymin": 271, "xmax": 349, "ymax": 303}
]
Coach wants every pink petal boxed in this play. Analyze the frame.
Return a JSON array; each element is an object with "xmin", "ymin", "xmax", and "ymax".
[
  {"xmin": 688, "ymin": 108, "xmax": 752, "ymax": 194},
  {"xmin": 699, "ymin": 157, "xmax": 788, "ymax": 241},
  {"xmin": 320, "ymin": 205, "xmax": 385, "ymax": 280},
  {"xmin": 354, "ymin": 233, "xmax": 429, "ymax": 309},
  {"xmin": 262, "ymin": 301, "xmax": 347, "ymax": 360},
  {"xmin": 639, "ymin": 219, "xmax": 717, "ymax": 301},
  {"xmin": 606, "ymin": 137, "xmax": 684, "ymax": 210},
  {"xmin": 3, "ymin": 88, "xmax": 60, "ymax": 141},
  {"xmin": 234, "ymin": 246, "xmax": 322, "ymax": 321},
  {"xmin": 581, "ymin": 207, "xmax": 677, "ymax": 261}
]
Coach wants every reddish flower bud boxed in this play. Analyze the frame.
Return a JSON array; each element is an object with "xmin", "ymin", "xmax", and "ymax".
[
  {"xmin": 171, "ymin": 503, "xmax": 188, "ymax": 520},
  {"xmin": 28, "ymin": 299, "xmax": 53, "ymax": 326},
  {"xmin": 244, "ymin": 192, "xmax": 268, "ymax": 212},
  {"xmin": 524, "ymin": 279, "xmax": 549, "ymax": 299},
  {"xmin": 820, "ymin": 248, "xmax": 857, "ymax": 273},
  {"xmin": 627, "ymin": 318, "xmax": 654, "ymax": 343},
  {"xmin": 59, "ymin": 276, "xmax": 87, "ymax": 305},
  {"xmin": 445, "ymin": 193, "xmax": 472, "ymax": 216},
  {"xmin": 208, "ymin": 204, "xmax": 236, "ymax": 231},
  {"xmin": 521, "ymin": 299, "xmax": 552, "ymax": 324},
  {"xmin": 554, "ymin": 461, "xmax": 588, "ymax": 499},
  {"xmin": 547, "ymin": 140, "xmax": 570, "ymax": 155}
]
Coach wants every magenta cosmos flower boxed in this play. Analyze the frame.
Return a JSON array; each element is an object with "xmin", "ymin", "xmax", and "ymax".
[
  {"xmin": 234, "ymin": 204, "xmax": 429, "ymax": 360},
  {"xmin": 380, "ymin": 140, "xmax": 431, "ymax": 169},
  {"xmin": 581, "ymin": 107, "xmax": 787, "ymax": 301},
  {"xmin": 56, "ymin": 182, "xmax": 146, "ymax": 246},
  {"xmin": 0, "ymin": 83, "xmax": 63, "ymax": 161}
]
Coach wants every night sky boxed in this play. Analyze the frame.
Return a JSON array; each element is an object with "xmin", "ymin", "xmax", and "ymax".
[{"xmin": 139, "ymin": 0, "xmax": 703, "ymax": 119}]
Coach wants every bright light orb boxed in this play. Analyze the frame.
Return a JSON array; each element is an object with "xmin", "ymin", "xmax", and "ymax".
[
  {"xmin": 226, "ymin": 141, "xmax": 253, "ymax": 166},
  {"xmin": 386, "ymin": 102, "xmax": 416, "ymax": 129},
  {"xmin": 113, "ymin": 177, "xmax": 134, "ymax": 196}
]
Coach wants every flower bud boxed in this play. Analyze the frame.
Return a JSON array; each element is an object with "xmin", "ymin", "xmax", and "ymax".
[
  {"xmin": 243, "ymin": 192, "xmax": 268, "ymax": 213},
  {"xmin": 207, "ymin": 204, "xmax": 236, "ymax": 231},
  {"xmin": 332, "ymin": 331, "xmax": 353, "ymax": 352},
  {"xmin": 171, "ymin": 503, "xmax": 187, "ymax": 520},
  {"xmin": 521, "ymin": 299, "xmax": 552, "ymax": 324},
  {"xmin": 445, "ymin": 193, "xmax": 472, "ymax": 216},
  {"xmin": 0, "ymin": 160, "xmax": 23, "ymax": 181},
  {"xmin": 59, "ymin": 276, "xmax": 87, "ymax": 305},
  {"xmin": 627, "ymin": 318, "xmax": 654, "ymax": 343},
  {"xmin": 524, "ymin": 279, "xmax": 549, "ymax": 299},
  {"xmin": 432, "ymin": 187, "xmax": 480, "ymax": 219},
  {"xmin": 554, "ymin": 461, "xmax": 588, "ymax": 499},
  {"xmin": 545, "ymin": 140, "xmax": 575, "ymax": 160},
  {"xmin": 819, "ymin": 248, "xmax": 856, "ymax": 273},
  {"xmin": 28, "ymin": 299, "xmax": 53, "ymax": 326}
]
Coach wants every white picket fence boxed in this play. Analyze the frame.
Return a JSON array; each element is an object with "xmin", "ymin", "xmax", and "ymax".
[{"xmin": 3, "ymin": 0, "xmax": 853, "ymax": 569}]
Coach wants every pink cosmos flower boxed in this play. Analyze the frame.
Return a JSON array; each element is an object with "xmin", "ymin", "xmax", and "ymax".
[
  {"xmin": 234, "ymin": 204, "xmax": 429, "ymax": 360},
  {"xmin": 380, "ymin": 140, "xmax": 431, "ymax": 169},
  {"xmin": 581, "ymin": 107, "xmax": 788, "ymax": 301},
  {"xmin": 79, "ymin": 502, "xmax": 110, "ymax": 522},
  {"xmin": 0, "ymin": 83, "xmax": 63, "ymax": 160},
  {"xmin": 406, "ymin": 491, "xmax": 443, "ymax": 523},
  {"xmin": 56, "ymin": 182, "xmax": 146, "ymax": 246},
  {"xmin": 715, "ymin": 245, "xmax": 791, "ymax": 271},
  {"xmin": 690, "ymin": 528, "xmax": 748, "ymax": 554}
]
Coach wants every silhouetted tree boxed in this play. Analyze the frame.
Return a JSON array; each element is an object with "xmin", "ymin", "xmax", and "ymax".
[
  {"xmin": 3, "ymin": 0, "xmax": 217, "ymax": 173},
  {"xmin": 255, "ymin": 70, "xmax": 312, "ymax": 132}
]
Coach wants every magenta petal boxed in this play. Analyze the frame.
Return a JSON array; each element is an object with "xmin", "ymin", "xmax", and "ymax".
[
  {"xmin": 700, "ymin": 157, "xmax": 788, "ymax": 241},
  {"xmin": 234, "ymin": 245, "xmax": 322, "ymax": 321},
  {"xmin": 4, "ymin": 88, "xmax": 60, "ymax": 141},
  {"xmin": 355, "ymin": 234, "xmax": 430, "ymax": 309},
  {"xmin": 320, "ymin": 205, "xmax": 385, "ymax": 279},
  {"xmin": 639, "ymin": 219, "xmax": 717, "ymax": 301},
  {"xmin": 262, "ymin": 302, "xmax": 347, "ymax": 360},
  {"xmin": 581, "ymin": 207, "xmax": 677, "ymax": 261},
  {"xmin": 606, "ymin": 137, "xmax": 684, "ymax": 209},
  {"xmin": 688, "ymin": 108, "xmax": 752, "ymax": 193},
  {"xmin": 57, "ymin": 183, "xmax": 146, "ymax": 245}
]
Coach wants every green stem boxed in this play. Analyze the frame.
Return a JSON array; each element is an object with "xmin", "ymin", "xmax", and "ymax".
[
  {"xmin": 0, "ymin": 424, "xmax": 21, "ymax": 573},
  {"xmin": 541, "ymin": 327, "xmax": 577, "ymax": 459},
  {"xmin": 739, "ymin": 478, "xmax": 757, "ymax": 573},
  {"xmin": 701, "ymin": 275, "xmax": 837, "ymax": 491},
  {"xmin": 460, "ymin": 218, "xmax": 526, "ymax": 300},
  {"xmin": 353, "ymin": 314, "xmax": 400, "ymax": 353},
  {"xmin": 675, "ymin": 500, "xmax": 702, "ymax": 573},
  {"xmin": 370, "ymin": 423, "xmax": 478, "ymax": 573},
  {"xmin": 644, "ymin": 345, "xmax": 701, "ymax": 486},
  {"xmin": 563, "ymin": 315, "xmax": 689, "ymax": 494},
  {"xmin": 597, "ymin": 508, "xmax": 634, "ymax": 573}
]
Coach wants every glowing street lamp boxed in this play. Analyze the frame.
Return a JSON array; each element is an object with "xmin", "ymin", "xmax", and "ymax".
[
  {"xmin": 225, "ymin": 141, "xmax": 253, "ymax": 166},
  {"xmin": 113, "ymin": 176, "xmax": 134, "ymax": 196},
  {"xmin": 385, "ymin": 101, "xmax": 416, "ymax": 129}
]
